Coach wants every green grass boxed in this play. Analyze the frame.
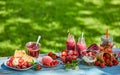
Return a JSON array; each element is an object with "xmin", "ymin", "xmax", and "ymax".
[{"xmin": 0, "ymin": 0, "xmax": 120, "ymax": 56}]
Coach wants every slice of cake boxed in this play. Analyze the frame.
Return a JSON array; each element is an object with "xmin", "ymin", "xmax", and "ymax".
[
  {"xmin": 22, "ymin": 54, "xmax": 34, "ymax": 63},
  {"xmin": 14, "ymin": 50, "xmax": 26, "ymax": 57}
]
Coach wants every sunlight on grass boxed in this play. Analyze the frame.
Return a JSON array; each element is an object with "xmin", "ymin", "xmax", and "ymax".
[
  {"xmin": 78, "ymin": 10, "xmax": 93, "ymax": 15},
  {"xmin": 0, "ymin": 0, "xmax": 120, "ymax": 56},
  {"xmin": 75, "ymin": 17, "xmax": 108, "ymax": 28},
  {"xmin": 84, "ymin": 0, "xmax": 104, "ymax": 7},
  {"xmin": 110, "ymin": 0, "xmax": 120, "ymax": 5},
  {"xmin": 44, "ymin": 1, "xmax": 53, "ymax": 6},
  {"xmin": 75, "ymin": 2, "xmax": 83, "ymax": 7},
  {"xmin": 0, "ymin": 1, "xmax": 6, "ymax": 5},
  {"xmin": 41, "ymin": 47, "xmax": 51, "ymax": 53},
  {"xmin": 70, "ymin": 27, "xmax": 81, "ymax": 36},
  {"xmin": 46, "ymin": 21, "xmax": 61, "ymax": 31},
  {"xmin": 6, "ymin": 17, "xmax": 31, "ymax": 23},
  {"xmin": 0, "ymin": 40, "xmax": 19, "ymax": 50}
]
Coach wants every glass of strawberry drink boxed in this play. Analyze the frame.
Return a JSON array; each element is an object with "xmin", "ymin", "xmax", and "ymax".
[
  {"xmin": 77, "ymin": 32, "xmax": 87, "ymax": 58},
  {"xmin": 66, "ymin": 32, "xmax": 76, "ymax": 50}
]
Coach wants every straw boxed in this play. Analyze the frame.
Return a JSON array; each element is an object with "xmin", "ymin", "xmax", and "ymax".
[
  {"xmin": 106, "ymin": 29, "xmax": 108, "ymax": 38},
  {"xmin": 36, "ymin": 35, "xmax": 41, "ymax": 46},
  {"xmin": 81, "ymin": 32, "xmax": 84, "ymax": 39}
]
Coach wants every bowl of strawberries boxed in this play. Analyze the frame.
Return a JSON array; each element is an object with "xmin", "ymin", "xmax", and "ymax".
[{"xmin": 4, "ymin": 50, "xmax": 34, "ymax": 70}]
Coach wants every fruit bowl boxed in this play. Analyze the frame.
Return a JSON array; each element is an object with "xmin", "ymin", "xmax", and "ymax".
[
  {"xmin": 4, "ymin": 57, "xmax": 34, "ymax": 70},
  {"xmin": 60, "ymin": 50, "xmax": 78, "ymax": 64},
  {"xmin": 81, "ymin": 50, "xmax": 97, "ymax": 65}
]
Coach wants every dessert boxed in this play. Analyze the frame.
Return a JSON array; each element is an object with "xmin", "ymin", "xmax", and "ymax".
[
  {"xmin": 42, "ymin": 56, "xmax": 59, "ymax": 67},
  {"xmin": 6, "ymin": 50, "xmax": 34, "ymax": 69}
]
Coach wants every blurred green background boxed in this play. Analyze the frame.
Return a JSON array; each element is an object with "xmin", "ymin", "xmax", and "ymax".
[{"xmin": 0, "ymin": 0, "xmax": 120, "ymax": 56}]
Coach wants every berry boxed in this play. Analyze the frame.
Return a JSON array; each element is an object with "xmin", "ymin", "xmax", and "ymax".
[
  {"xmin": 48, "ymin": 52, "xmax": 53, "ymax": 56},
  {"xmin": 104, "ymin": 59, "xmax": 110, "ymax": 64},
  {"xmin": 113, "ymin": 59, "xmax": 119, "ymax": 65},
  {"xmin": 35, "ymin": 64, "xmax": 42, "ymax": 70},
  {"xmin": 62, "ymin": 50, "xmax": 68, "ymax": 56},
  {"xmin": 48, "ymin": 52, "xmax": 58, "ymax": 59},
  {"xmin": 94, "ymin": 61, "xmax": 100, "ymax": 66},
  {"xmin": 108, "ymin": 62, "xmax": 113, "ymax": 67},
  {"xmin": 100, "ymin": 63, "xmax": 105, "ymax": 68}
]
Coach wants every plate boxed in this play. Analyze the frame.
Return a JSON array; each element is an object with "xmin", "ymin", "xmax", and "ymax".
[
  {"xmin": 4, "ymin": 59, "xmax": 33, "ymax": 71},
  {"xmin": 38, "ymin": 60, "xmax": 60, "ymax": 68}
]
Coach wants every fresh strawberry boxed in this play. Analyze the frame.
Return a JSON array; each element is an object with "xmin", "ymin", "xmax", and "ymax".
[
  {"xmin": 19, "ymin": 58, "xmax": 24, "ymax": 63},
  {"xmin": 52, "ymin": 54, "xmax": 58, "ymax": 59},
  {"xmin": 82, "ymin": 51, "xmax": 87, "ymax": 55},
  {"xmin": 68, "ymin": 50, "xmax": 74, "ymax": 55},
  {"xmin": 7, "ymin": 61, "xmax": 12, "ymax": 67},
  {"xmin": 34, "ymin": 64, "xmax": 42, "ymax": 70},
  {"xmin": 113, "ymin": 59, "xmax": 119, "ymax": 65},
  {"xmin": 62, "ymin": 51, "xmax": 68, "ymax": 56},
  {"xmin": 94, "ymin": 61, "xmax": 100, "ymax": 66},
  {"xmin": 100, "ymin": 63, "xmax": 105, "ymax": 68},
  {"xmin": 73, "ymin": 50, "xmax": 78, "ymax": 56},
  {"xmin": 104, "ymin": 59, "xmax": 110, "ymax": 64},
  {"xmin": 9, "ymin": 56, "xmax": 15, "ymax": 62},
  {"xmin": 23, "ymin": 61, "xmax": 28, "ymax": 67},
  {"xmin": 72, "ymin": 55, "xmax": 77, "ymax": 60},
  {"xmin": 48, "ymin": 52, "xmax": 58, "ymax": 59},
  {"xmin": 27, "ymin": 63, "xmax": 32, "ymax": 67},
  {"xmin": 108, "ymin": 62, "xmax": 113, "ymax": 67},
  {"xmin": 16, "ymin": 65, "xmax": 21, "ymax": 69},
  {"xmin": 48, "ymin": 52, "xmax": 53, "ymax": 56},
  {"xmin": 50, "ymin": 61, "xmax": 54, "ymax": 67},
  {"xmin": 104, "ymin": 53, "xmax": 109, "ymax": 59},
  {"xmin": 21, "ymin": 65, "xmax": 27, "ymax": 69},
  {"xmin": 60, "ymin": 56, "xmax": 66, "ymax": 63}
]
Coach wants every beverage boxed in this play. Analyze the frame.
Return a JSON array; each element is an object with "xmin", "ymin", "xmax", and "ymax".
[
  {"xmin": 66, "ymin": 33, "xmax": 76, "ymax": 50},
  {"xmin": 100, "ymin": 35, "xmax": 113, "ymax": 53},
  {"xmin": 26, "ymin": 42, "xmax": 40, "ymax": 58},
  {"xmin": 77, "ymin": 37, "xmax": 86, "ymax": 58}
]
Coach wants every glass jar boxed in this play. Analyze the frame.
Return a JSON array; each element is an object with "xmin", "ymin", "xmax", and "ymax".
[{"xmin": 100, "ymin": 35, "xmax": 114, "ymax": 53}]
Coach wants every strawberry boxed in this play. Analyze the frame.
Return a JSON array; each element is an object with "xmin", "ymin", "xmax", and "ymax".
[
  {"xmin": 113, "ymin": 59, "xmax": 119, "ymax": 65},
  {"xmin": 48, "ymin": 52, "xmax": 53, "ymax": 56},
  {"xmin": 62, "ymin": 51, "xmax": 68, "ymax": 56},
  {"xmin": 72, "ymin": 55, "xmax": 77, "ymax": 60},
  {"xmin": 21, "ymin": 65, "xmax": 27, "ymax": 69},
  {"xmin": 100, "ymin": 63, "xmax": 105, "ymax": 68},
  {"xmin": 73, "ymin": 50, "xmax": 78, "ymax": 56},
  {"xmin": 19, "ymin": 58, "xmax": 24, "ymax": 63},
  {"xmin": 9, "ymin": 56, "xmax": 15, "ymax": 62},
  {"xmin": 52, "ymin": 54, "xmax": 58, "ymax": 59},
  {"xmin": 82, "ymin": 51, "xmax": 87, "ymax": 55},
  {"xmin": 108, "ymin": 62, "xmax": 113, "ymax": 67},
  {"xmin": 48, "ymin": 52, "xmax": 58, "ymax": 59},
  {"xmin": 104, "ymin": 59, "xmax": 110, "ymax": 64},
  {"xmin": 34, "ymin": 64, "xmax": 42, "ymax": 70},
  {"xmin": 94, "ymin": 61, "xmax": 100, "ymax": 66},
  {"xmin": 104, "ymin": 53, "xmax": 109, "ymax": 59}
]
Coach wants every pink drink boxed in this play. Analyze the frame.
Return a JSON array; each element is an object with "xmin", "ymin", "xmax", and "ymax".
[
  {"xmin": 66, "ymin": 33, "xmax": 76, "ymax": 50},
  {"xmin": 26, "ymin": 42, "xmax": 40, "ymax": 58},
  {"xmin": 77, "ymin": 38, "xmax": 86, "ymax": 58},
  {"xmin": 66, "ymin": 39, "xmax": 76, "ymax": 50}
]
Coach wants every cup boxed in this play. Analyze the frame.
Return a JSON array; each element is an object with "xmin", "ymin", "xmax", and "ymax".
[{"xmin": 26, "ymin": 42, "xmax": 40, "ymax": 58}]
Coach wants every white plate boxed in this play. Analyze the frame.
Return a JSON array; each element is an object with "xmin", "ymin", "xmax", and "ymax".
[{"xmin": 4, "ymin": 59, "xmax": 33, "ymax": 71}]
